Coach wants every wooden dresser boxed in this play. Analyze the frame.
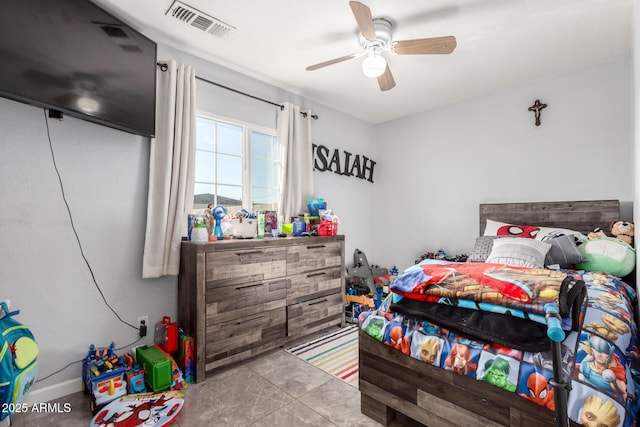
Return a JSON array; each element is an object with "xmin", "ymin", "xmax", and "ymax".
[{"xmin": 178, "ymin": 235, "xmax": 345, "ymax": 382}]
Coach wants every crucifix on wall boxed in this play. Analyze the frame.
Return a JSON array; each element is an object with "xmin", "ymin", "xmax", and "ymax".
[{"xmin": 528, "ymin": 99, "xmax": 547, "ymax": 126}]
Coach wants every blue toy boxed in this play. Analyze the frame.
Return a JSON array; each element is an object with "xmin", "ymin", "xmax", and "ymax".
[
  {"xmin": 82, "ymin": 343, "xmax": 128, "ymax": 414},
  {"xmin": 213, "ymin": 206, "xmax": 227, "ymax": 240}
]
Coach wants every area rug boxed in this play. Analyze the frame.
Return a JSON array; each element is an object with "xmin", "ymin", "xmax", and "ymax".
[{"xmin": 284, "ymin": 324, "xmax": 359, "ymax": 388}]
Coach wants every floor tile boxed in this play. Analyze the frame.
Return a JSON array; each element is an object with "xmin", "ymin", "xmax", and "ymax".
[
  {"xmin": 244, "ymin": 348, "xmax": 333, "ymax": 398},
  {"xmin": 5, "ymin": 344, "xmax": 420, "ymax": 427},
  {"xmin": 298, "ymin": 377, "xmax": 383, "ymax": 427},
  {"xmin": 248, "ymin": 400, "xmax": 338, "ymax": 427},
  {"xmin": 8, "ymin": 391, "xmax": 90, "ymax": 427},
  {"xmin": 178, "ymin": 364, "xmax": 294, "ymax": 427}
]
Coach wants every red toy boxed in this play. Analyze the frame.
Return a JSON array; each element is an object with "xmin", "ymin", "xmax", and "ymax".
[{"xmin": 155, "ymin": 316, "xmax": 178, "ymax": 354}]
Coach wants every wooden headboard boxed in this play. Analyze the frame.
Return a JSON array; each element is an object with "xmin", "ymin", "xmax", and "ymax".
[{"xmin": 479, "ymin": 200, "xmax": 620, "ymax": 236}]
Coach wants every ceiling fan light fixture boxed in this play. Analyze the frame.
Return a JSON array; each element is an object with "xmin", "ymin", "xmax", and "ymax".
[{"xmin": 361, "ymin": 51, "xmax": 386, "ymax": 78}]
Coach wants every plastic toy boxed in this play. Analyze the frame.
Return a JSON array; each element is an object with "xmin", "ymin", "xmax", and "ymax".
[
  {"xmin": 82, "ymin": 343, "xmax": 128, "ymax": 414},
  {"xmin": 213, "ymin": 206, "xmax": 227, "ymax": 240},
  {"xmin": 122, "ymin": 354, "xmax": 147, "ymax": 394},
  {"xmin": 136, "ymin": 345, "xmax": 173, "ymax": 392},
  {"xmin": 89, "ymin": 390, "xmax": 184, "ymax": 427},
  {"xmin": 154, "ymin": 316, "xmax": 178, "ymax": 354}
]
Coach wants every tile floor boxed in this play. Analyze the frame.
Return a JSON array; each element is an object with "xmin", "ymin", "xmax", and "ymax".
[{"xmin": 8, "ymin": 346, "xmax": 425, "ymax": 427}]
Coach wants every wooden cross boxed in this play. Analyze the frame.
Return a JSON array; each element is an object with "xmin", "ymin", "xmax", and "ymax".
[{"xmin": 528, "ymin": 99, "xmax": 547, "ymax": 126}]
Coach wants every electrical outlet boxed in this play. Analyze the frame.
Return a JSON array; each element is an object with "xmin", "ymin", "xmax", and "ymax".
[{"xmin": 137, "ymin": 315, "xmax": 149, "ymax": 337}]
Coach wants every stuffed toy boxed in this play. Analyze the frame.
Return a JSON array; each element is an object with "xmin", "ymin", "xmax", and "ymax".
[
  {"xmin": 610, "ymin": 221, "xmax": 634, "ymax": 247},
  {"xmin": 587, "ymin": 228, "xmax": 607, "ymax": 240},
  {"xmin": 576, "ymin": 237, "xmax": 636, "ymax": 277}
]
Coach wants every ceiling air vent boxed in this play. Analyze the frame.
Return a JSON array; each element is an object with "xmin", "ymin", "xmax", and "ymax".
[{"xmin": 166, "ymin": 0, "xmax": 235, "ymax": 38}]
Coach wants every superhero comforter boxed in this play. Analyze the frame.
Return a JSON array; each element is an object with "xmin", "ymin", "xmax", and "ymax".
[{"xmin": 359, "ymin": 261, "xmax": 640, "ymax": 426}]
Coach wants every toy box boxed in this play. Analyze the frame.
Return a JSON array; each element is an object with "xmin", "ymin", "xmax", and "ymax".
[
  {"xmin": 228, "ymin": 218, "xmax": 257, "ymax": 238},
  {"xmin": 82, "ymin": 343, "xmax": 128, "ymax": 414},
  {"xmin": 136, "ymin": 345, "xmax": 173, "ymax": 392}
]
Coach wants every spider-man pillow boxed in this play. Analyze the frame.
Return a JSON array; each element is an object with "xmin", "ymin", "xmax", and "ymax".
[{"xmin": 483, "ymin": 219, "xmax": 587, "ymax": 242}]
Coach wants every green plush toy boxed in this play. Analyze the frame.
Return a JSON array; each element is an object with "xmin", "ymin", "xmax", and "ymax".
[{"xmin": 576, "ymin": 237, "xmax": 636, "ymax": 277}]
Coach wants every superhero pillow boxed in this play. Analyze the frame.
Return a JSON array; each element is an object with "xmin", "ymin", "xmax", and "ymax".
[{"xmin": 483, "ymin": 219, "xmax": 588, "ymax": 242}]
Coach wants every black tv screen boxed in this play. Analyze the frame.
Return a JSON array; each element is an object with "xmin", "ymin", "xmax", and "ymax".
[{"xmin": 0, "ymin": 0, "xmax": 157, "ymax": 137}]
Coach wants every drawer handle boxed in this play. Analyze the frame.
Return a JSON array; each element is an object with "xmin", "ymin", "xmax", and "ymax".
[
  {"xmin": 236, "ymin": 316, "xmax": 263, "ymax": 325},
  {"xmin": 306, "ymin": 245, "xmax": 326, "ymax": 249},
  {"xmin": 307, "ymin": 272, "xmax": 326, "ymax": 278},
  {"xmin": 308, "ymin": 299, "xmax": 328, "ymax": 306},
  {"xmin": 236, "ymin": 251, "xmax": 263, "ymax": 256},
  {"xmin": 236, "ymin": 283, "xmax": 262, "ymax": 290}
]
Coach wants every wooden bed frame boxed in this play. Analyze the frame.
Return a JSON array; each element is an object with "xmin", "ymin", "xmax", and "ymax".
[{"xmin": 359, "ymin": 200, "xmax": 621, "ymax": 427}]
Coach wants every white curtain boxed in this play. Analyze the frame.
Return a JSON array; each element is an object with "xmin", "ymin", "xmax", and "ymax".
[
  {"xmin": 142, "ymin": 60, "xmax": 196, "ymax": 278},
  {"xmin": 277, "ymin": 102, "xmax": 314, "ymax": 222}
]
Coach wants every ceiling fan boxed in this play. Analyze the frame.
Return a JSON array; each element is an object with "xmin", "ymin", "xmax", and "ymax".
[{"xmin": 305, "ymin": 1, "xmax": 457, "ymax": 92}]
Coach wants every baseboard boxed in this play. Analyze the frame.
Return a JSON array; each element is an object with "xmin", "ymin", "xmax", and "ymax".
[{"xmin": 25, "ymin": 377, "xmax": 82, "ymax": 405}]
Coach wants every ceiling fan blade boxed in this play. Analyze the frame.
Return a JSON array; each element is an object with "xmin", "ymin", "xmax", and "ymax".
[
  {"xmin": 393, "ymin": 36, "xmax": 457, "ymax": 55},
  {"xmin": 306, "ymin": 53, "xmax": 358, "ymax": 71},
  {"xmin": 349, "ymin": 1, "xmax": 376, "ymax": 41},
  {"xmin": 377, "ymin": 64, "xmax": 396, "ymax": 92}
]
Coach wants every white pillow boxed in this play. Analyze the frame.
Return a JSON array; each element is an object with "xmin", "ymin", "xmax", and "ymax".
[
  {"xmin": 483, "ymin": 219, "xmax": 587, "ymax": 242},
  {"xmin": 486, "ymin": 237, "xmax": 552, "ymax": 268}
]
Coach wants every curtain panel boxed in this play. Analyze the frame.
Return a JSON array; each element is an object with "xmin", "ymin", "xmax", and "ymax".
[
  {"xmin": 277, "ymin": 102, "xmax": 314, "ymax": 222},
  {"xmin": 142, "ymin": 60, "xmax": 196, "ymax": 278}
]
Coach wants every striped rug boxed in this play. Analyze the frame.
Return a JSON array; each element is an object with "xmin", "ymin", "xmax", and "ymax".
[{"xmin": 284, "ymin": 325, "xmax": 359, "ymax": 388}]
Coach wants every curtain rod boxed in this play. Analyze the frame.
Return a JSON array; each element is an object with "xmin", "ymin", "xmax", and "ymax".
[{"xmin": 157, "ymin": 62, "xmax": 318, "ymax": 120}]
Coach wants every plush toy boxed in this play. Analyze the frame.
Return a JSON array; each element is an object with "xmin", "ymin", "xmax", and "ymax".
[
  {"xmin": 610, "ymin": 221, "xmax": 634, "ymax": 247},
  {"xmin": 576, "ymin": 237, "xmax": 636, "ymax": 277},
  {"xmin": 587, "ymin": 228, "xmax": 607, "ymax": 240}
]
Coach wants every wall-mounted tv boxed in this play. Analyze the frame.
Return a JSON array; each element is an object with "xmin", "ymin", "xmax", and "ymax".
[{"xmin": 0, "ymin": 0, "xmax": 157, "ymax": 138}]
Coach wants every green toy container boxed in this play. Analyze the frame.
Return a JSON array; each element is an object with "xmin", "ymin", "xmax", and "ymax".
[{"xmin": 136, "ymin": 345, "xmax": 173, "ymax": 392}]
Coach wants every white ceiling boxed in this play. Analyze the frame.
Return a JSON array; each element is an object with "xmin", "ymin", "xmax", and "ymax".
[{"xmin": 94, "ymin": 0, "xmax": 632, "ymax": 124}]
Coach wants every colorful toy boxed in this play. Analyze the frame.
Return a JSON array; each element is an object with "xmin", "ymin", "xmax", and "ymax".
[
  {"xmin": 89, "ymin": 390, "xmax": 184, "ymax": 427},
  {"xmin": 154, "ymin": 316, "xmax": 178, "ymax": 354},
  {"xmin": 176, "ymin": 332, "xmax": 194, "ymax": 384},
  {"xmin": 213, "ymin": 206, "xmax": 227, "ymax": 240},
  {"xmin": 123, "ymin": 354, "xmax": 147, "ymax": 394},
  {"xmin": 82, "ymin": 343, "xmax": 128, "ymax": 414},
  {"xmin": 136, "ymin": 345, "xmax": 173, "ymax": 392}
]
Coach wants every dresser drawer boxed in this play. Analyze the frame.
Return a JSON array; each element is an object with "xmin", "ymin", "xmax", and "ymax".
[
  {"xmin": 286, "ymin": 267, "xmax": 342, "ymax": 305},
  {"xmin": 287, "ymin": 241, "xmax": 343, "ymax": 276},
  {"xmin": 205, "ymin": 247, "xmax": 287, "ymax": 286},
  {"xmin": 287, "ymin": 293, "xmax": 344, "ymax": 338},
  {"xmin": 206, "ymin": 278, "xmax": 287, "ymax": 324},
  {"xmin": 205, "ymin": 307, "xmax": 286, "ymax": 366}
]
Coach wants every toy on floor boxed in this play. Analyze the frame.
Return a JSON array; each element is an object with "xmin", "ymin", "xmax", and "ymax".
[
  {"xmin": 345, "ymin": 249, "xmax": 388, "ymax": 307},
  {"xmin": 123, "ymin": 354, "xmax": 147, "ymax": 394},
  {"xmin": 82, "ymin": 343, "xmax": 128, "ymax": 414},
  {"xmin": 89, "ymin": 390, "xmax": 184, "ymax": 427},
  {"xmin": 176, "ymin": 331, "xmax": 194, "ymax": 384}
]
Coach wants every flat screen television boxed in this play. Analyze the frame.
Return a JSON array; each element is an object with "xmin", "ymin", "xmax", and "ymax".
[{"xmin": 0, "ymin": 0, "xmax": 157, "ymax": 138}]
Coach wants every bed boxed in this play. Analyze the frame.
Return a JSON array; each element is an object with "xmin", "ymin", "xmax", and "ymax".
[{"xmin": 359, "ymin": 200, "xmax": 639, "ymax": 427}]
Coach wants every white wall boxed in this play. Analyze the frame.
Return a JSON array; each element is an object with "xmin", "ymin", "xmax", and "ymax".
[
  {"xmin": 0, "ymin": 44, "xmax": 378, "ymax": 401},
  {"xmin": 374, "ymin": 56, "xmax": 634, "ymax": 271}
]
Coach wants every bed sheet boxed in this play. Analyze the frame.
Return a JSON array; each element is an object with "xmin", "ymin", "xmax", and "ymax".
[{"xmin": 359, "ymin": 267, "xmax": 640, "ymax": 426}]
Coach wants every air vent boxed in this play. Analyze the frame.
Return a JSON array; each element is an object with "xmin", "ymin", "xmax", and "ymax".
[{"xmin": 166, "ymin": 0, "xmax": 235, "ymax": 38}]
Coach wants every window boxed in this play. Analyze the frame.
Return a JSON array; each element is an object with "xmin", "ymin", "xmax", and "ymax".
[{"xmin": 194, "ymin": 114, "xmax": 282, "ymax": 215}]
